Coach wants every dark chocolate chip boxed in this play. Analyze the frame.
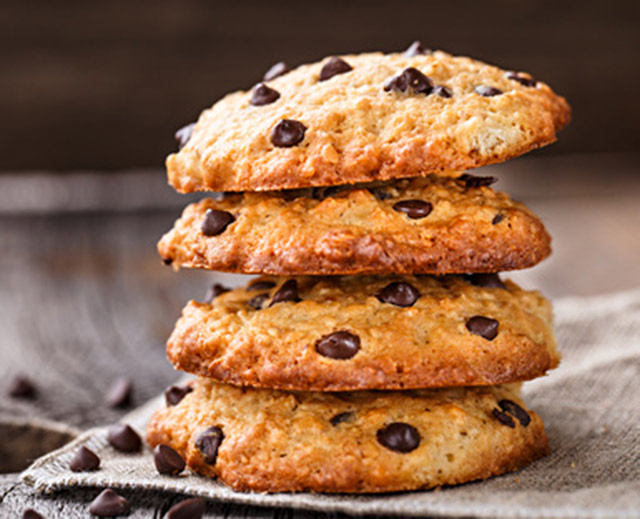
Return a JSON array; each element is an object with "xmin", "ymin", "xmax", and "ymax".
[
  {"xmin": 248, "ymin": 293, "xmax": 269, "ymax": 310},
  {"xmin": 195, "ymin": 426, "xmax": 224, "ymax": 465},
  {"xmin": 201, "ymin": 209, "xmax": 234, "ymax": 236},
  {"xmin": 269, "ymin": 279, "xmax": 300, "ymax": 307},
  {"xmin": 404, "ymin": 40, "xmax": 431, "ymax": 57},
  {"xmin": 376, "ymin": 422, "xmax": 420, "ymax": 453},
  {"xmin": 22, "ymin": 509, "xmax": 44, "ymax": 519},
  {"xmin": 167, "ymin": 497, "xmax": 206, "ymax": 519},
  {"xmin": 70, "ymin": 445, "xmax": 101, "ymax": 472},
  {"xmin": 475, "ymin": 85, "xmax": 503, "ymax": 97},
  {"xmin": 464, "ymin": 273, "xmax": 506, "ymax": 289},
  {"xmin": 263, "ymin": 61, "xmax": 290, "ymax": 81},
  {"xmin": 376, "ymin": 282, "xmax": 420, "ymax": 307},
  {"xmin": 458, "ymin": 173, "xmax": 498, "ymax": 188},
  {"xmin": 384, "ymin": 72, "xmax": 408, "ymax": 93},
  {"xmin": 153, "ymin": 444, "xmax": 186, "ymax": 475},
  {"xmin": 250, "ymin": 83, "xmax": 280, "ymax": 106},
  {"xmin": 205, "ymin": 283, "xmax": 229, "ymax": 303},
  {"xmin": 175, "ymin": 123, "xmax": 195, "ymax": 149},
  {"xmin": 384, "ymin": 68, "xmax": 432, "ymax": 94},
  {"xmin": 271, "ymin": 119, "xmax": 307, "ymax": 147},
  {"xmin": 319, "ymin": 57, "xmax": 353, "ymax": 81},
  {"xmin": 105, "ymin": 377, "xmax": 133, "ymax": 408},
  {"xmin": 492, "ymin": 408, "xmax": 516, "ymax": 428},
  {"xmin": 498, "ymin": 399, "xmax": 531, "ymax": 427},
  {"xmin": 506, "ymin": 72, "xmax": 537, "ymax": 87},
  {"xmin": 165, "ymin": 385, "xmax": 193, "ymax": 407},
  {"xmin": 433, "ymin": 85, "xmax": 453, "ymax": 98},
  {"xmin": 107, "ymin": 424, "xmax": 142, "ymax": 453},
  {"xmin": 162, "ymin": 257, "xmax": 173, "ymax": 265},
  {"xmin": 466, "ymin": 316, "xmax": 499, "ymax": 341},
  {"xmin": 89, "ymin": 489, "xmax": 130, "ymax": 517},
  {"xmin": 393, "ymin": 199, "xmax": 433, "ymax": 219},
  {"xmin": 247, "ymin": 280, "xmax": 276, "ymax": 291},
  {"xmin": 492, "ymin": 213, "xmax": 505, "ymax": 225},
  {"xmin": 315, "ymin": 331, "xmax": 361, "ymax": 360},
  {"xmin": 8, "ymin": 375, "xmax": 36, "ymax": 399},
  {"xmin": 330, "ymin": 412, "xmax": 353, "ymax": 426}
]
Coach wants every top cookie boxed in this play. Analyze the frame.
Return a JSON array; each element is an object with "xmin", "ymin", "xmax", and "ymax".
[{"xmin": 167, "ymin": 44, "xmax": 570, "ymax": 193}]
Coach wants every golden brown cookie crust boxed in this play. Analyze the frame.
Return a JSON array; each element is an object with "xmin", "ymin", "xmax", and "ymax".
[
  {"xmin": 167, "ymin": 50, "xmax": 570, "ymax": 193},
  {"xmin": 158, "ymin": 175, "xmax": 551, "ymax": 275},
  {"xmin": 147, "ymin": 378, "xmax": 548, "ymax": 493},
  {"xmin": 167, "ymin": 275, "xmax": 559, "ymax": 391}
]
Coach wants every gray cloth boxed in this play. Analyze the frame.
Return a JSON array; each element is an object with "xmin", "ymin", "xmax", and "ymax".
[{"xmin": 21, "ymin": 289, "xmax": 640, "ymax": 518}]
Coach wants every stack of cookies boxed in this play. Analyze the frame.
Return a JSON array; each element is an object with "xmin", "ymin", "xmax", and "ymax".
[{"xmin": 148, "ymin": 43, "xmax": 570, "ymax": 493}]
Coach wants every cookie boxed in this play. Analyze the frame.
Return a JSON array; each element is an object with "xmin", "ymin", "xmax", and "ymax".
[
  {"xmin": 167, "ymin": 275, "xmax": 559, "ymax": 391},
  {"xmin": 147, "ymin": 378, "xmax": 548, "ymax": 493},
  {"xmin": 158, "ymin": 175, "xmax": 550, "ymax": 275},
  {"xmin": 167, "ymin": 45, "xmax": 570, "ymax": 193}
]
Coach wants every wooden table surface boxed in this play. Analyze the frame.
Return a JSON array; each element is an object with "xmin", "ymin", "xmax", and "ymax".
[{"xmin": 1, "ymin": 153, "xmax": 639, "ymax": 518}]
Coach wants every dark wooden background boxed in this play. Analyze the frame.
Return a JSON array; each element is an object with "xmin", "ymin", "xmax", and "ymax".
[{"xmin": 2, "ymin": 0, "xmax": 640, "ymax": 172}]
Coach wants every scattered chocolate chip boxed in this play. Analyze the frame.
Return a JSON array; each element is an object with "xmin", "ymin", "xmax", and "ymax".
[
  {"xmin": 70, "ymin": 445, "xmax": 101, "ymax": 472},
  {"xmin": 433, "ymin": 85, "xmax": 453, "ymax": 98},
  {"xmin": 404, "ymin": 40, "xmax": 431, "ymax": 57},
  {"xmin": 506, "ymin": 72, "xmax": 537, "ymax": 87},
  {"xmin": 385, "ymin": 67, "xmax": 432, "ymax": 94},
  {"xmin": 167, "ymin": 497, "xmax": 206, "ymax": 519},
  {"xmin": 499, "ymin": 399, "xmax": 531, "ymax": 427},
  {"xmin": 466, "ymin": 316, "xmax": 499, "ymax": 341},
  {"xmin": 376, "ymin": 422, "xmax": 420, "ymax": 453},
  {"xmin": 250, "ymin": 83, "xmax": 280, "ymax": 106},
  {"xmin": 376, "ymin": 282, "xmax": 420, "ymax": 307},
  {"xmin": 175, "ymin": 123, "xmax": 195, "ymax": 149},
  {"xmin": 195, "ymin": 426, "xmax": 224, "ymax": 465},
  {"xmin": 464, "ymin": 273, "xmax": 506, "ymax": 289},
  {"xmin": 22, "ymin": 509, "xmax": 44, "ymax": 519},
  {"xmin": 271, "ymin": 119, "xmax": 307, "ymax": 147},
  {"xmin": 315, "ymin": 331, "xmax": 361, "ymax": 360},
  {"xmin": 201, "ymin": 209, "xmax": 235, "ymax": 236},
  {"xmin": 269, "ymin": 279, "xmax": 300, "ymax": 306},
  {"xmin": 475, "ymin": 85, "xmax": 503, "ymax": 97},
  {"xmin": 205, "ymin": 283, "xmax": 229, "ymax": 303},
  {"xmin": 105, "ymin": 377, "xmax": 133, "ymax": 408},
  {"xmin": 384, "ymin": 72, "xmax": 408, "ymax": 93},
  {"xmin": 492, "ymin": 213, "xmax": 505, "ymax": 225},
  {"xmin": 330, "ymin": 412, "xmax": 353, "ymax": 426},
  {"xmin": 162, "ymin": 257, "xmax": 173, "ymax": 265},
  {"xmin": 369, "ymin": 187, "xmax": 393, "ymax": 200},
  {"xmin": 458, "ymin": 173, "xmax": 498, "ymax": 188},
  {"xmin": 248, "ymin": 293, "xmax": 269, "ymax": 310},
  {"xmin": 165, "ymin": 385, "xmax": 193, "ymax": 407},
  {"xmin": 492, "ymin": 408, "xmax": 516, "ymax": 428},
  {"xmin": 154, "ymin": 444, "xmax": 186, "ymax": 475},
  {"xmin": 319, "ymin": 57, "xmax": 353, "ymax": 81},
  {"xmin": 8, "ymin": 375, "xmax": 36, "ymax": 399},
  {"xmin": 263, "ymin": 61, "xmax": 290, "ymax": 81},
  {"xmin": 247, "ymin": 280, "xmax": 276, "ymax": 291},
  {"xmin": 107, "ymin": 424, "xmax": 142, "ymax": 453},
  {"xmin": 89, "ymin": 489, "xmax": 130, "ymax": 517},
  {"xmin": 393, "ymin": 199, "xmax": 433, "ymax": 219}
]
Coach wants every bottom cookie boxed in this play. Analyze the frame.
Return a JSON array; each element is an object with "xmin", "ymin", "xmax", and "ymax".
[{"xmin": 147, "ymin": 378, "xmax": 548, "ymax": 493}]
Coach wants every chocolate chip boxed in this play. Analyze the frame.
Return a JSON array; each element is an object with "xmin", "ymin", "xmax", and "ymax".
[
  {"xmin": 319, "ymin": 57, "xmax": 352, "ymax": 81},
  {"xmin": 8, "ymin": 375, "xmax": 36, "ymax": 399},
  {"xmin": 205, "ymin": 283, "xmax": 229, "ymax": 303},
  {"xmin": 89, "ymin": 489, "xmax": 130, "ymax": 517},
  {"xmin": 175, "ymin": 123, "xmax": 195, "ymax": 149},
  {"xmin": 247, "ymin": 280, "xmax": 276, "ymax": 291},
  {"xmin": 393, "ymin": 199, "xmax": 433, "ymax": 219},
  {"xmin": 385, "ymin": 67, "xmax": 432, "ymax": 94},
  {"xmin": 499, "ymin": 399, "xmax": 531, "ymax": 427},
  {"xmin": 195, "ymin": 426, "xmax": 224, "ymax": 465},
  {"xmin": 162, "ymin": 257, "xmax": 173, "ymax": 265},
  {"xmin": 506, "ymin": 72, "xmax": 537, "ymax": 87},
  {"xmin": 492, "ymin": 213, "xmax": 505, "ymax": 225},
  {"xmin": 70, "ymin": 445, "xmax": 101, "ymax": 472},
  {"xmin": 330, "ymin": 412, "xmax": 353, "ymax": 426},
  {"xmin": 250, "ymin": 83, "xmax": 280, "ymax": 106},
  {"xmin": 105, "ymin": 377, "xmax": 133, "ymax": 408},
  {"xmin": 107, "ymin": 424, "xmax": 142, "ymax": 453},
  {"xmin": 492, "ymin": 408, "xmax": 516, "ymax": 428},
  {"xmin": 167, "ymin": 497, "xmax": 206, "ymax": 519},
  {"xmin": 433, "ymin": 85, "xmax": 453, "ymax": 98},
  {"xmin": 315, "ymin": 331, "xmax": 361, "ymax": 360},
  {"xmin": 404, "ymin": 40, "xmax": 431, "ymax": 57},
  {"xmin": 384, "ymin": 72, "xmax": 408, "ymax": 93},
  {"xmin": 248, "ymin": 293, "xmax": 269, "ymax": 310},
  {"xmin": 269, "ymin": 279, "xmax": 300, "ymax": 306},
  {"xmin": 165, "ymin": 385, "xmax": 193, "ymax": 407},
  {"xmin": 154, "ymin": 444, "xmax": 186, "ymax": 475},
  {"xmin": 466, "ymin": 316, "xmax": 499, "ymax": 341},
  {"xmin": 376, "ymin": 282, "xmax": 420, "ymax": 307},
  {"xmin": 464, "ymin": 273, "xmax": 506, "ymax": 289},
  {"xmin": 458, "ymin": 173, "xmax": 498, "ymax": 188},
  {"xmin": 376, "ymin": 422, "xmax": 420, "ymax": 453},
  {"xmin": 263, "ymin": 61, "xmax": 290, "ymax": 81},
  {"xmin": 475, "ymin": 85, "xmax": 503, "ymax": 97},
  {"xmin": 22, "ymin": 509, "xmax": 44, "ymax": 519},
  {"xmin": 201, "ymin": 209, "xmax": 234, "ymax": 236},
  {"xmin": 271, "ymin": 119, "xmax": 307, "ymax": 147}
]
